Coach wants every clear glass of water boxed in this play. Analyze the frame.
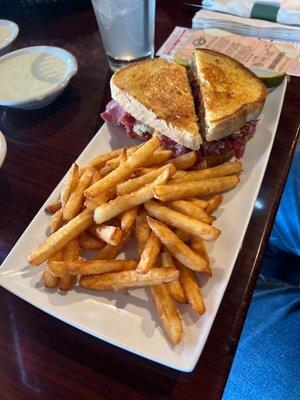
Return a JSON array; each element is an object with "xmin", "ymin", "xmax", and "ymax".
[{"xmin": 91, "ymin": 0, "xmax": 156, "ymax": 71}]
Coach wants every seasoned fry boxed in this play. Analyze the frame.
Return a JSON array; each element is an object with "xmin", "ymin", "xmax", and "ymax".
[
  {"xmin": 85, "ymin": 137, "xmax": 160, "ymax": 197},
  {"xmin": 142, "ymin": 150, "xmax": 173, "ymax": 167},
  {"xmin": 50, "ymin": 209, "xmax": 64, "ymax": 234},
  {"xmin": 136, "ymin": 231, "xmax": 161, "ymax": 274},
  {"xmin": 45, "ymin": 201, "xmax": 62, "ymax": 214},
  {"xmin": 49, "ymin": 259, "xmax": 138, "ymax": 277},
  {"xmin": 191, "ymin": 237, "xmax": 210, "ymax": 269},
  {"xmin": 91, "ymin": 169, "xmax": 102, "ymax": 185},
  {"xmin": 43, "ymin": 250, "xmax": 62, "ymax": 288},
  {"xmin": 205, "ymin": 194, "xmax": 223, "ymax": 215},
  {"xmin": 188, "ymin": 198, "xmax": 209, "ymax": 209},
  {"xmin": 144, "ymin": 200, "xmax": 220, "ymax": 241},
  {"xmin": 135, "ymin": 209, "xmax": 150, "ymax": 255},
  {"xmin": 174, "ymin": 229, "xmax": 191, "ymax": 243},
  {"xmin": 79, "ymin": 232, "xmax": 105, "ymax": 250},
  {"xmin": 170, "ymin": 161, "xmax": 242, "ymax": 185},
  {"xmin": 59, "ymin": 238, "xmax": 80, "ymax": 291},
  {"xmin": 61, "ymin": 163, "xmax": 80, "ymax": 208},
  {"xmin": 94, "ymin": 225, "xmax": 123, "ymax": 246},
  {"xmin": 147, "ymin": 217, "xmax": 210, "ymax": 274},
  {"xmin": 161, "ymin": 250, "xmax": 187, "ymax": 303},
  {"xmin": 82, "ymin": 148, "xmax": 123, "ymax": 170},
  {"xmin": 117, "ymin": 164, "xmax": 176, "ymax": 195},
  {"xmin": 63, "ymin": 168, "xmax": 94, "ymax": 221},
  {"xmin": 94, "ymin": 167, "xmax": 170, "ymax": 225},
  {"xmin": 172, "ymin": 170, "xmax": 189, "ymax": 179},
  {"xmin": 154, "ymin": 175, "xmax": 239, "ymax": 202},
  {"xmin": 120, "ymin": 207, "xmax": 138, "ymax": 232},
  {"xmin": 167, "ymin": 151, "xmax": 196, "ymax": 170},
  {"xmin": 167, "ymin": 200, "xmax": 213, "ymax": 225},
  {"xmin": 177, "ymin": 262, "xmax": 205, "ymax": 315},
  {"xmin": 96, "ymin": 229, "xmax": 132, "ymax": 259},
  {"xmin": 80, "ymin": 267, "xmax": 179, "ymax": 291},
  {"xmin": 150, "ymin": 285, "xmax": 183, "ymax": 345},
  {"xmin": 28, "ymin": 209, "xmax": 94, "ymax": 266}
]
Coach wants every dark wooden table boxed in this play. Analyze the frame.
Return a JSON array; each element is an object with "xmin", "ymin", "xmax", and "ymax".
[{"xmin": 0, "ymin": 2, "xmax": 299, "ymax": 399}]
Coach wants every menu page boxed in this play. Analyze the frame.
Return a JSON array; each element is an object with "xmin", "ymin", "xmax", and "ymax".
[{"xmin": 157, "ymin": 27, "xmax": 300, "ymax": 76}]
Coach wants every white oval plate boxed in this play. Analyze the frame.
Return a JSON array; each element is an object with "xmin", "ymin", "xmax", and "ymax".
[
  {"xmin": 0, "ymin": 19, "xmax": 19, "ymax": 56},
  {"xmin": 0, "ymin": 130, "xmax": 7, "ymax": 167},
  {"xmin": 0, "ymin": 46, "xmax": 78, "ymax": 110}
]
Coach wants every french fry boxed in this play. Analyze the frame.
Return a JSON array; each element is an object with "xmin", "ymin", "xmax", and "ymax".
[
  {"xmin": 28, "ymin": 209, "xmax": 94, "ymax": 266},
  {"xmin": 117, "ymin": 164, "xmax": 176, "ymax": 196},
  {"xmin": 45, "ymin": 201, "xmax": 62, "ymax": 214},
  {"xmin": 177, "ymin": 262, "xmax": 205, "ymax": 315},
  {"xmin": 84, "ymin": 191, "xmax": 115, "ymax": 210},
  {"xmin": 191, "ymin": 237, "xmax": 210, "ymax": 269},
  {"xmin": 79, "ymin": 232, "xmax": 105, "ymax": 250},
  {"xmin": 144, "ymin": 200, "xmax": 220, "ymax": 241},
  {"xmin": 150, "ymin": 285, "xmax": 183, "ymax": 345},
  {"xmin": 154, "ymin": 175, "xmax": 239, "ymax": 202},
  {"xmin": 174, "ymin": 229, "xmax": 191, "ymax": 243},
  {"xmin": 59, "ymin": 238, "xmax": 80, "ymax": 291},
  {"xmin": 161, "ymin": 250, "xmax": 187, "ymax": 303},
  {"xmin": 170, "ymin": 161, "xmax": 242, "ymax": 185},
  {"xmin": 61, "ymin": 163, "xmax": 80, "ymax": 209},
  {"xmin": 167, "ymin": 200, "xmax": 213, "ymax": 225},
  {"xmin": 48, "ymin": 259, "xmax": 138, "ymax": 277},
  {"xmin": 120, "ymin": 207, "xmax": 138, "ymax": 232},
  {"xmin": 63, "ymin": 167, "xmax": 94, "ymax": 221},
  {"xmin": 100, "ymin": 149, "xmax": 127, "ymax": 176},
  {"xmin": 94, "ymin": 167, "xmax": 171, "ymax": 225},
  {"xmin": 135, "ymin": 209, "xmax": 150, "ymax": 255},
  {"xmin": 96, "ymin": 229, "xmax": 132, "ymax": 259},
  {"xmin": 91, "ymin": 169, "xmax": 102, "ymax": 185},
  {"xmin": 136, "ymin": 231, "xmax": 161, "ymax": 274},
  {"xmin": 167, "ymin": 151, "xmax": 196, "ymax": 170},
  {"xmin": 80, "ymin": 267, "xmax": 179, "ymax": 291},
  {"xmin": 188, "ymin": 198, "xmax": 209, "ymax": 209},
  {"xmin": 50, "ymin": 209, "xmax": 64, "ymax": 234},
  {"xmin": 172, "ymin": 170, "xmax": 189, "ymax": 179},
  {"xmin": 43, "ymin": 250, "xmax": 62, "ymax": 288},
  {"xmin": 147, "ymin": 217, "xmax": 210, "ymax": 274},
  {"xmin": 85, "ymin": 137, "xmax": 161, "ymax": 198},
  {"xmin": 93, "ymin": 225, "xmax": 123, "ymax": 246},
  {"xmin": 81, "ymin": 148, "xmax": 123, "ymax": 170},
  {"xmin": 142, "ymin": 150, "xmax": 173, "ymax": 167},
  {"xmin": 205, "ymin": 194, "xmax": 223, "ymax": 215}
]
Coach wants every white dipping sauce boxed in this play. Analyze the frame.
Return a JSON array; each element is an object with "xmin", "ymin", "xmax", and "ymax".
[
  {"xmin": 0, "ymin": 26, "xmax": 9, "ymax": 45},
  {"xmin": 0, "ymin": 52, "xmax": 67, "ymax": 100}
]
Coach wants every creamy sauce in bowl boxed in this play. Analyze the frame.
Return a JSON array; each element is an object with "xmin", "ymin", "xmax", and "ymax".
[
  {"xmin": 0, "ymin": 52, "xmax": 67, "ymax": 100},
  {"xmin": 0, "ymin": 26, "xmax": 9, "ymax": 46}
]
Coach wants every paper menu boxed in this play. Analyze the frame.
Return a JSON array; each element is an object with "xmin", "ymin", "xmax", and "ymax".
[{"xmin": 157, "ymin": 27, "xmax": 300, "ymax": 77}]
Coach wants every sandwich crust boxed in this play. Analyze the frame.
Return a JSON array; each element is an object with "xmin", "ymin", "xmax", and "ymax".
[
  {"xmin": 193, "ymin": 49, "xmax": 268, "ymax": 141},
  {"xmin": 111, "ymin": 58, "xmax": 202, "ymax": 150}
]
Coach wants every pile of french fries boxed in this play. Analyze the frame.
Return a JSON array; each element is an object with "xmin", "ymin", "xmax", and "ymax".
[{"xmin": 28, "ymin": 135, "xmax": 242, "ymax": 345}]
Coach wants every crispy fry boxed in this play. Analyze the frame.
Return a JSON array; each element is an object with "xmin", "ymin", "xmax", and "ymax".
[
  {"xmin": 177, "ymin": 262, "xmax": 205, "ymax": 315},
  {"xmin": 100, "ymin": 149, "xmax": 127, "ymax": 176},
  {"xmin": 135, "ymin": 209, "xmax": 150, "ymax": 255},
  {"xmin": 45, "ymin": 201, "xmax": 62, "ymax": 214},
  {"xmin": 136, "ymin": 231, "xmax": 161, "ymax": 274},
  {"xmin": 117, "ymin": 164, "xmax": 176, "ymax": 196},
  {"xmin": 28, "ymin": 209, "xmax": 94, "ymax": 266},
  {"xmin": 154, "ymin": 175, "xmax": 239, "ymax": 202},
  {"xmin": 63, "ymin": 168, "xmax": 94, "ymax": 221},
  {"xmin": 84, "ymin": 191, "xmax": 115, "ymax": 210},
  {"xmin": 96, "ymin": 229, "xmax": 132, "ymax": 259},
  {"xmin": 50, "ymin": 209, "xmax": 64, "ymax": 234},
  {"xmin": 59, "ymin": 238, "xmax": 80, "ymax": 291},
  {"xmin": 94, "ymin": 167, "xmax": 170, "ymax": 225},
  {"xmin": 94, "ymin": 225, "xmax": 123, "ymax": 246},
  {"xmin": 79, "ymin": 232, "xmax": 105, "ymax": 250},
  {"xmin": 150, "ymin": 285, "xmax": 183, "ymax": 345},
  {"xmin": 49, "ymin": 259, "xmax": 138, "ymax": 277},
  {"xmin": 61, "ymin": 163, "xmax": 80, "ymax": 209},
  {"xmin": 142, "ymin": 150, "xmax": 173, "ymax": 167},
  {"xmin": 85, "ymin": 137, "xmax": 160, "ymax": 197},
  {"xmin": 80, "ymin": 267, "xmax": 179, "ymax": 291},
  {"xmin": 174, "ymin": 229, "xmax": 191, "ymax": 243},
  {"xmin": 191, "ymin": 237, "xmax": 210, "ymax": 269},
  {"xmin": 91, "ymin": 169, "xmax": 102, "ymax": 185},
  {"xmin": 43, "ymin": 250, "xmax": 62, "ymax": 288},
  {"xmin": 167, "ymin": 151, "xmax": 196, "ymax": 170},
  {"xmin": 144, "ymin": 200, "xmax": 220, "ymax": 241},
  {"xmin": 120, "ymin": 207, "xmax": 138, "ymax": 232},
  {"xmin": 167, "ymin": 200, "xmax": 213, "ymax": 225},
  {"xmin": 205, "ymin": 194, "xmax": 224, "ymax": 215},
  {"xmin": 170, "ymin": 161, "xmax": 242, "ymax": 185},
  {"xmin": 147, "ymin": 217, "xmax": 210, "ymax": 274},
  {"xmin": 82, "ymin": 148, "xmax": 123, "ymax": 170},
  {"xmin": 161, "ymin": 250, "xmax": 187, "ymax": 303},
  {"xmin": 188, "ymin": 198, "xmax": 209, "ymax": 209},
  {"xmin": 172, "ymin": 170, "xmax": 189, "ymax": 179}
]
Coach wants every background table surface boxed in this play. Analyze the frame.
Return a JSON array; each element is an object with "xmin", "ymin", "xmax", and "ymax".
[{"xmin": 0, "ymin": 2, "xmax": 299, "ymax": 399}]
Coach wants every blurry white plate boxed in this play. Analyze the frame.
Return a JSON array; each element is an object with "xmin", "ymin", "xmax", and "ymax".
[
  {"xmin": 0, "ymin": 20, "xmax": 19, "ymax": 56},
  {"xmin": 0, "ymin": 46, "xmax": 78, "ymax": 110},
  {"xmin": 0, "ymin": 130, "xmax": 7, "ymax": 167},
  {"xmin": 0, "ymin": 78, "xmax": 287, "ymax": 371}
]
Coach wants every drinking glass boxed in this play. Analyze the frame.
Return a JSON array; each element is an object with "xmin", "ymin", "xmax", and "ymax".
[{"xmin": 91, "ymin": 0, "xmax": 156, "ymax": 71}]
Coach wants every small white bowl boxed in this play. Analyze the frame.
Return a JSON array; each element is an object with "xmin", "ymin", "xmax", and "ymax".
[
  {"xmin": 0, "ymin": 20, "xmax": 19, "ymax": 56},
  {"xmin": 0, "ymin": 46, "xmax": 78, "ymax": 110},
  {"xmin": 0, "ymin": 131, "xmax": 7, "ymax": 168}
]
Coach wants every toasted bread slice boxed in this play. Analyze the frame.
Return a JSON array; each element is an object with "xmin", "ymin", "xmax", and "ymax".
[
  {"xmin": 111, "ymin": 58, "xmax": 202, "ymax": 150},
  {"xmin": 192, "ymin": 49, "xmax": 268, "ymax": 141}
]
